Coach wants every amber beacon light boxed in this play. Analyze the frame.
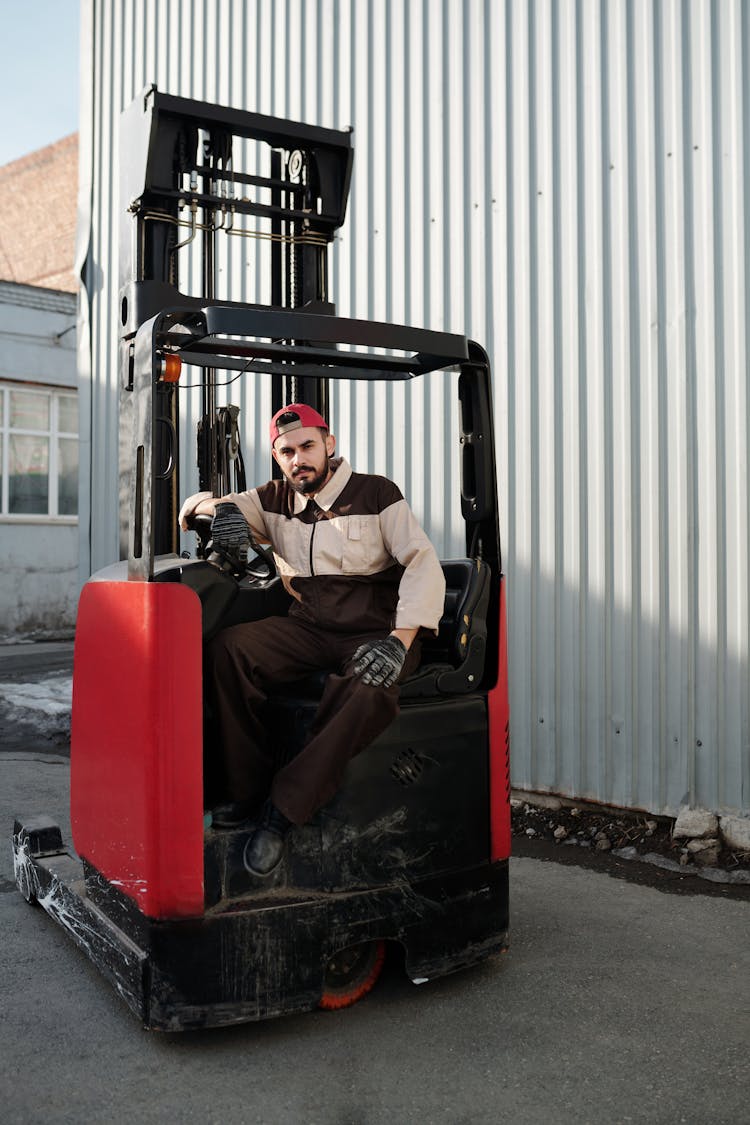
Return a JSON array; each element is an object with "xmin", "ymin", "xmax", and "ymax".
[{"xmin": 159, "ymin": 353, "xmax": 182, "ymax": 383}]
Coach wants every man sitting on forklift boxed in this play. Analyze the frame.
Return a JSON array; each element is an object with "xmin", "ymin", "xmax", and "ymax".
[{"xmin": 178, "ymin": 403, "xmax": 446, "ymax": 877}]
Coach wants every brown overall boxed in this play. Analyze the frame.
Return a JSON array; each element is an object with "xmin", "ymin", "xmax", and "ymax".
[{"xmin": 205, "ymin": 615, "xmax": 422, "ymax": 824}]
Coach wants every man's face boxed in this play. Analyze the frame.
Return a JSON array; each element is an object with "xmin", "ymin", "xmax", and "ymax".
[{"xmin": 272, "ymin": 425, "xmax": 336, "ymax": 495}]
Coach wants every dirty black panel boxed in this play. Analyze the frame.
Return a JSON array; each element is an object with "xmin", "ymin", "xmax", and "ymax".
[
  {"xmin": 82, "ymin": 860, "xmax": 154, "ymax": 945},
  {"xmin": 203, "ymin": 838, "xmax": 224, "ymax": 907},
  {"xmin": 208, "ymin": 821, "xmax": 323, "ymax": 901},
  {"xmin": 399, "ymin": 862, "xmax": 509, "ymax": 981},
  {"xmin": 11, "ymin": 836, "xmax": 147, "ymax": 1021},
  {"xmin": 261, "ymin": 694, "xmax": 490, "ymax": 892},
  {"xmin": 324, "ymin": 696, "xmax": 490, "ymax": 889},
  {"xmin": 14, "ymin": 820, "xmax": 508, "ymax": 1031},
  {"xmin": 209, "ymin": 693, "xmax": 491, "ymax": 899},
  {"xmin": 146, "ymin": 897, "xmax": 330, "ymax": 1029},
  {"xmin": 145, "ymin": 862, "xmax": 508, "ymax": 1029},
  {"xmin": 12, "ymin": 815, "xmax": 63, "ymax": 858}
]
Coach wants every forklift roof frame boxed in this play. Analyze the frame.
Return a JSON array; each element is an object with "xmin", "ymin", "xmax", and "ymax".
[{"xmin": 129, "ymin": 304, "xmax": 501, "ymax": 587}]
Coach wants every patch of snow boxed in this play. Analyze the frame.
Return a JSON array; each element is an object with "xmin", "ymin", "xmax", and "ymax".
[
  {"xmin": 0, "ymin": 675, "xmax": 72, "ymax": 717},
  {"xmin": 0, "ymin": 675, "xmax": 72, "ymax": 743}
]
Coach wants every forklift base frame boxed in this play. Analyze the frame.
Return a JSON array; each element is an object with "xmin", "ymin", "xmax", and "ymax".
[
  {"xmin": 13, "ymin": 818, "xmax": 508, "ymax": 1031},
  {"xmin": 11, "ymin": 572, "xmax": 510, "ymax": 1031}
]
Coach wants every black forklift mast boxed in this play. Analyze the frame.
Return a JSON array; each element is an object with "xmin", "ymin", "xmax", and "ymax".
[{"xmin": 117, "ymin": 85, "xmax": 353, "ymax": 557}]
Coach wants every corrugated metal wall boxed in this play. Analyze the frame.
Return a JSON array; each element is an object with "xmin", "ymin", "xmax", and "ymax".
[{"xmin": 81, "ymin": 0, "xmax": 750, "ymax": 817}]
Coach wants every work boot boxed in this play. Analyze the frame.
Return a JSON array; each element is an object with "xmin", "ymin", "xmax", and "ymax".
[
  {"xmin": 209, "ymin": 799, "xmax": 259, "ymax": 830},
  {"xmin": 243, "ymin": 802, "xmax": 293, "ymax": 876}
]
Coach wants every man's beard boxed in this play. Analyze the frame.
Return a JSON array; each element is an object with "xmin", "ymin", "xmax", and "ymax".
[{"xmin": 290, "ymin": 454, "xmax": 330, "ymax": 495}]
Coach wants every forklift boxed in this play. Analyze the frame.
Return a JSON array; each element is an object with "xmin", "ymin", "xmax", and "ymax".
[{"xmin": 12, "ymin": 87, "xmax": 510, "ymax": 1031}]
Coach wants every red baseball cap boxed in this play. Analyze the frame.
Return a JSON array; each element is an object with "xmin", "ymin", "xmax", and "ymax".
[{"xmin": 269, "ymin": 403, "xmax": 329, "ymax": 446}]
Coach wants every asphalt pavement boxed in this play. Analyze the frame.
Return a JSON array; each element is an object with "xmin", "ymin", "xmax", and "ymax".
[
  {"xmin": 2, "ymin": 642, "xmax": 749, "ymax": 1124},
  {"xmin": 0, "ymin": 638, "xmax": 74, "ymax": 680}
]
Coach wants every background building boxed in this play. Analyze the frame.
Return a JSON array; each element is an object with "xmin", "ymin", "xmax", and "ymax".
[
  {"xmin": 78, "ymin": 0, "xmax": 750, "ymax": 819},
  {"xmin": 0, "ymin": 136, "xmax": 78, "ymax": 638},
  {"xmin": 0, "ymin": 135, "xmax": 78, "ymax": 294}
]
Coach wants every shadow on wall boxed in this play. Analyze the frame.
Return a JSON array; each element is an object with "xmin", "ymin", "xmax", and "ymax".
[{"xmin": 505, "ymin": 563, "xmax": 748, "ymax": 820}]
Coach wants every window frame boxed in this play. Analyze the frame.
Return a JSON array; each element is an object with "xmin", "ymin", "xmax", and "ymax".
[{"xmin": 0, "ymin": 380, "xmax": 79, "ymax": 523}]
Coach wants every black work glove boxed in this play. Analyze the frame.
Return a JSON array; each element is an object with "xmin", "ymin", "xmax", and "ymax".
[
  {"xmin": 352, "ymin": 635, "xmax": 407, "ymax": 688},
  {"xmin": 210, "ymin": 501, "xmax": 250, "ymax": 569}
]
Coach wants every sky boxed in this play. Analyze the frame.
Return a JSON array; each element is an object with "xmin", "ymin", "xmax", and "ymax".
[{"xmin": 0, "ymin": 0, "xmax": 80, "ymax": 167}]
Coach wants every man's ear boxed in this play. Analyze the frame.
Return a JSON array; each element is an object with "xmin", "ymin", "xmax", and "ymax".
[
  {"xmin": 271, "ymin": 446, "xmax": 280, "ymax": 466},
  {"xmin": 325, "ymin": 432, "xmax": 336, "ymax": 456}
]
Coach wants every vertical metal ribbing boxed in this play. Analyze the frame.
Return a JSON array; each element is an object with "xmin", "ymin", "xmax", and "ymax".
[{"xmin": 83, "ymin": 0, "xmax": 750, "ymax": 817}]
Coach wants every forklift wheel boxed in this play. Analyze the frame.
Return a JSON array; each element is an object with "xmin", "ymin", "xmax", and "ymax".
[{"xmin": 319, "ymin": 939, "xmax": 386, "ymax": 1011}]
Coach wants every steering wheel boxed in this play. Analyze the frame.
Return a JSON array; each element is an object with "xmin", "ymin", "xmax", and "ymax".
[{"xmin": 187, "ymin": 513, "xmax": 277, "ymax": 582}]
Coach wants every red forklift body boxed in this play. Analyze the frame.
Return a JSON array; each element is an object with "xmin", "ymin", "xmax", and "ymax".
[{"xmin": 70, "ymin": 580, "xmax": 204, "ymax": 918}]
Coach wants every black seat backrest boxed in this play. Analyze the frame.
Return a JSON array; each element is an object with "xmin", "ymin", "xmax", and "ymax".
[{"xmin": 399, "ymin": 558, "xmax": 491, "ymax": 698}]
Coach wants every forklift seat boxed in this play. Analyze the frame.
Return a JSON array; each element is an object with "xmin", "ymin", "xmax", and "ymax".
[{"xmin": 399, "ymin": 557, "xmax": 490, "ymax": 698}]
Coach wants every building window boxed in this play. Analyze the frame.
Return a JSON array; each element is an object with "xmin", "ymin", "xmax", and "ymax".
[{"xmin": 0, "ymin": 383, "xmax": 78, "ymax": 518}]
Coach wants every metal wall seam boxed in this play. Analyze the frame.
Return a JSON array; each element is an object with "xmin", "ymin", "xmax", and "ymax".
[
  {"xmin": 554, "ymin": 0, "xmax": 581, "ymax": 801},
  {"xmin": 718, "ymin": 0, "xmax": 749, "ymax": 811},
  {"xmin": 737, "ymin": 0, "xmax": 750, "ymax": 813},
  {"xmin": 629, "ymin": 0, "xmax": 659, "ymax": 814}
]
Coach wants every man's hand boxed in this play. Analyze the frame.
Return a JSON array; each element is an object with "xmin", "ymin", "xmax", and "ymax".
[
  {"xmin": 179, "ymin": 491, "xmax": 215, "ymax": 530},
  {"xmin": 352, "ymin": 635, "xmax": 407, "ymax": 688},
  {"xmin": 210, "ymin": 501, "xmax": 251, "ymax": 567}
]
